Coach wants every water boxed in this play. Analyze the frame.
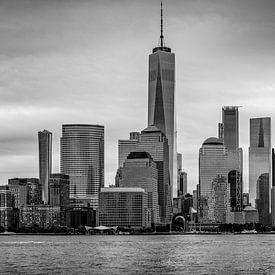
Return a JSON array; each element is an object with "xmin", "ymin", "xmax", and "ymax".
[{"xmin": 0, "ymin": 234, "xmax": 275, "ymax": 274}]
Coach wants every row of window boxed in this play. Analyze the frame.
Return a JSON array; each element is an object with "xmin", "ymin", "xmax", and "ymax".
[{"xmin": 149, "ymin": 69, "xmax": 175, "ymax": 82}]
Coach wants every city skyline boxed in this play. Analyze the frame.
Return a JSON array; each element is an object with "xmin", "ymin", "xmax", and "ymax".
[{"xmin": 1, "ymin": 0, "xmax": 275, "ymax": 193}]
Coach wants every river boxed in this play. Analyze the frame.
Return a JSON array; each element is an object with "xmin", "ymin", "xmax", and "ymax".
[{"xmin": 0, "ymin": 234, "xmax": 274, "ymax": 274}]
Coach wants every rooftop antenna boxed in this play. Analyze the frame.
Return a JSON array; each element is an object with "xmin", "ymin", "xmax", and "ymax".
[{"xmin": 160, "ymin": 1, "xmax": 164, "ymax": 47}]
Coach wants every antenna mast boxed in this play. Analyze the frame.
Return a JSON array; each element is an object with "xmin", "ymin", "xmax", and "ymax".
[{"xmin": 160, "ymin": 1, "xmax": 164, "ymax": 47}]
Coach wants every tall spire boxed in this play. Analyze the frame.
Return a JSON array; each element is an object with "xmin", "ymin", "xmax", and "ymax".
[
  {"xmin": 153, "ymin": 1, "xmax": 171, "ymax": 53},
  {"xmin": 160, "ymin": 1, "xmax": 164, "ymax": 47}
]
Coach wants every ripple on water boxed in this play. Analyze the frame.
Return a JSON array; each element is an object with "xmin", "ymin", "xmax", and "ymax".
[{"xmin": 0, "ymin": 234, "xmax": 274, "ymax": 274}]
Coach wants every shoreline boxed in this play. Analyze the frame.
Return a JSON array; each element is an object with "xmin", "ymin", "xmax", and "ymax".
[{"xmin": 1, "ymin": 231, "xmax": 275, "ymax": 236}]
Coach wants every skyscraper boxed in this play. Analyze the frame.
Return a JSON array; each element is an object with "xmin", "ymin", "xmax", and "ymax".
[
  {"xmin": 118, "ymin": 132, "xmax": 140, "ymax": 168},
  {"xmin": 249, "ymin": 118, "xmax": 271, "ymax": 209},
  {"xmin": 38, "ymin": 129, "xmax": 52, "ymax": 204},
  {"xmin": 60, "ymin": 124, "xmax": 104, "ymax": 208},
  {"xmin": 222, "ymin": 106, "xmax": 239, "ymax": 151},
  {"xmin": 199, "ymin": 137, "xmax": 229, "ymax": 222},
  {"xmin": 119, "ymin": 151, "xmax": 160, "ymax": 224},
  {"xmin": 49, "ymin": 173, "xmax": 70, "ymax": 226},
  {"xmin": 256, "ymin": 173, "xmax": 270, "ymax": 225},
  {"xmin": 136, "ymin": 125, "xmax": 171, "ymax": 223},
  {"xmin": 221, "ymin": 106, "xmax": 243, "ymax": 211},
  {"xmin": 148, "ymin": 3, "xmax": 176, "ymax": 197}
]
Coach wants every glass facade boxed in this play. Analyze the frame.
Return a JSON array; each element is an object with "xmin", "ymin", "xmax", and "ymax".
[
  {"xmin": 118, "ymin": 132, "xmax": 140, "ymax": 168},
  {"xmin": 119, "ymin": 152, "xmax": 160, "ymax": 224},
  {"xmin": 256, "ymin": 173, "xmax": 270, "ymax": 225},
  {"xmin": 222, "ymin": 106, "xmax": 239, "ymax": 151},
  {"xmin": 38, "ymin": 129, "xmax": 52, "ymax": 204},
  {"xmin": 249, "ymin": 118, "xmax": 271, "ymax": 208},
  {"xmin": 60, "ymin": 124, "xmax": 104, "ymax": 208},
  {"xmin": 99, "ymin": 188, "xmax": 150, "ymax": 228},
  {"xmin": 199, "ymin": 137, "xmax": 229, "ymax": 222},
  {"xmin": 136, "ymin": 125, "xmax": 171, "ymax": 223},
  {"xmin": 148, "ymin": 48, "xmax": 177, "ymax": 198}
]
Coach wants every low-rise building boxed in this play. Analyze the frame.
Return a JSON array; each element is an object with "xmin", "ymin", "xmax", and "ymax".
[
  {"xmin": 99, "ymin": 187, "xmax": 150, "ymax": 228},
  {"xmin": 20, "ymin": 205, "xmax": 60, "ymax": 228}
]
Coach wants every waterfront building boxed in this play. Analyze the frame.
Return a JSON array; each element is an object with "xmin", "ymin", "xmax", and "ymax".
[
  {"xmin": 66, "ymin": 207, "xmax": 96, "ymax": 228},
  {"xmin": 99, "ymin": 187, "xmax": 150, "ymax": 228},
  {"xmin": 256, "ymin": 173, "xmax": 270, "ymax": 225},
  {"xmin": 49, "ymin": 173, "xmax": 70, "ymax": 226},
  {"xmin": 119, "ymin": 151, "xmax": 160, "ymax": 224},
  {"xmin": 118, "ymin": 132, "xmax": 140, "ymax": 168},
  {"xmin": 0, "ymin": 186, "xmax": 14, "ymax": 231},
  {"xmin": 147, "ymin": 3, "xmax": 177, "ymax": 198},
  {"xmin": 221, "ymin": 106, "xmax": 243, "ymax": 212},
  {"xmin": 60, "ymin": 124, "xmax": 104, "ymax": 209},
  {"xmin": 8, "ymin": 178, "xmax": 42, "ymax": 206},
  {"xmin": 243, "ymin": 206, "xmax": 259, "ymax": 224},
  {"xmin": 199, "ymin": 137, "xmax": 228, "ymax": 223},
  {"xmin": 20, "ymin": 205, "xmax": 60, "ymax": 228},
  {"xmin": 136, "ymin": 125, "xmax": 171, "ymax": 223},
  {"xmin": 38, "ymin": 129, "xmax": 52, "ymax": 204},
  {"xmin": 249, "ymin": 118, "xmax": 271, "ymax": 209}
]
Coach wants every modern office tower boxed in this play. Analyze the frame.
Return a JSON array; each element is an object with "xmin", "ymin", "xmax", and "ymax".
[
  {"xmin": 119, "ymin": 151, "xmax": 160, "ymax": 224},
  {"xmin": 208, "ymin": 176, "xmax": 230, "ymax": 223},
  {"xmin": 38, "ymin": 129, "xmax": 52, "ymax": 204},
  {"xmin": 136, "ymin": 125, "xmax": 171, "ymax": 223},
  {"xmin": 222, "ymin": 106, "xmax": 243, "ymax": 212},
  {"xmin": 272, "ymin": 148, "xmax": 275, "ymax": 226},
  {"xmin": 178, "ymin": 171, "xmax": 187, "ymax": 197},
  {"xmin": 256, "ymin": 173, "xmax": 270, "ymax": 225},
  {"xmin": 147, "ymin": 3, "xmax": 177, "ymax": 198},
  {"xmin": 0, "ymin": 186, "xmax": 14, "ymax": 231},
  {"xmin": 99, "ymin": 187, "xmax": 150, "ymax": 228},
  {"xmin": 118, "ymin": 132, "xmax": 140, "ymax": 168},
  {"xmin": 222, "ymin": 106, "xmax": 239, "ymax": 151},
  {"xmin": 49, "ymin": 173, "xmax": 70, "ymax": 226},
  {"xmin": 199, "ymin": 137, "xmax": 228, "ymax": 222},
  {"xmin": 60, "ymin": 124, "xmax": 104, "ymax": 209},
  {"xmin": 8, "ymin": 178, "xmax": 41, "ymax": 206},
  {"xmin": 249, "ymin": 118, "xmax": 271, "ymax": 209}
]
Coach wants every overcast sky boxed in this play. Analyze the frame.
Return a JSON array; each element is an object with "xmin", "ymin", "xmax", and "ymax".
[{"xmin": 1, "ymin": 0, "xmax": 275, "ymax": 193}]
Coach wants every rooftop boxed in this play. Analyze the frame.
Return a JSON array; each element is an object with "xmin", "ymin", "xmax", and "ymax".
[
  {"xmin": 101, "ymin": 187, "xmax": 145, "ymax": 193},
  {"xmin": 203, "ymin": 137, "xmax": 223, "ymax": 146}
]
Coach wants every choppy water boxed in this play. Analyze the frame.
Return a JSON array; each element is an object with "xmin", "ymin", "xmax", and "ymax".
[{"xmin": 0, "ymin": 234, "xmax": 275, "ymax": 274}]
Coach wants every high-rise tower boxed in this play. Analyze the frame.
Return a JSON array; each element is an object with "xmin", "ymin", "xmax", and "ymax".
[
  {"xmin": 221, "ymin": 106, "xmax": 243, "ymax": 211},
  {"xmin": 249, "ymin": 118, "xmax": 271, "ymax": 214},
  {"xmin": 199, "ymin": 137, "xmax": 229, "ymax": 222},
  {"xmin": 60, "ymin": 124, "xmax": 104, "ymax": 208},
  {"xmin": 38, "ymin": 129, "xmax": 52, "ymax": 204},
  {"xmin": 148, "ymin": 2, "xmax": 176, "ymax": 198}
]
